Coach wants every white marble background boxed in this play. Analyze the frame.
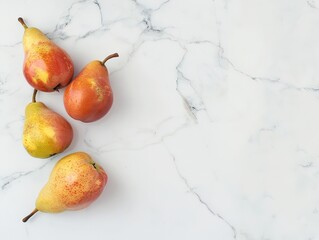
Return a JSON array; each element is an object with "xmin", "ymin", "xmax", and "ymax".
[{"xmin": 1, "ymin": 0, "xmax": 319, "ymax": 239}]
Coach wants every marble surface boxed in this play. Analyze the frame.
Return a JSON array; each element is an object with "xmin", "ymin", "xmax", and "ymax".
[{"xmin": 1, "ymin": 0, "xmax": 319, "ymax": 239}]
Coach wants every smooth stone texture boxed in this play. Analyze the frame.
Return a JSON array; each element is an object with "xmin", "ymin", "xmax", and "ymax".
[{"xmin": 1, "ymin": 0, "xmax": 319, "ymax": 239}]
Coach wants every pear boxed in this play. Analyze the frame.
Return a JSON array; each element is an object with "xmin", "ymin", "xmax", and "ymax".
[
  {"xmin": 23, "ymin": 89, "xmax": 73, "ymax": 158},
  {"xmin": 18, "ymin": 17, "xmax": 74, "ymax": 92},
  {"xmin": 22, "ymin": 152, "xmax": 108, "ymax": 222},
  {"xmin": 64, "ymin": 53, "xmax": 119, "ymax": 122}
]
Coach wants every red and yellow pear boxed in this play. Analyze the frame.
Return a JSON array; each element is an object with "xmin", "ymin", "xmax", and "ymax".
[
  {"xmin": 22, "ymin": 152, "xmax": 108, "ymax": 222},
  {"xmin": 23, "ymin": 89, "xmax": 73, "ymax": 158},
  {"xmin": 64, "ymin": 53, "xmax": 119, "ymax": 122},
  {"xmin": 18, "ymin": 17, "xmax": 74, "ymax": 92}
]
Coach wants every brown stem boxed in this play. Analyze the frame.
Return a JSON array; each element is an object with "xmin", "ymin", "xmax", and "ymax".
[
  {"xmin": 18, "ymin": 17, "xmax": 28, "ymax": 29},
  {"xmin": 22, "ymin": 209, "xmax": 38, "ymax": 222},
  {"xmin": 32, "ymin": 89, "xmax": 38, "ymax": 103},
  {"xmin": 102, "ymin": 53, "xmax": 119, "ymax": 65}
]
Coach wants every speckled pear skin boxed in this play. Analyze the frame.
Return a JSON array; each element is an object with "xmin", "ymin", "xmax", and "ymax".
[
  {"xmin": 19, "ymin": 18, "xmax": 74, "ymax": 92},
  {"xmin": 35, "ymin": 152, "xmax": 108, "ymax": 213},
  {"xmin": 64, "ymin": 53, "xmax": 119, "ymax": 123},
  {"xmin": 23, "ymin": 102, "xmax": 73, "ymax": 158}
]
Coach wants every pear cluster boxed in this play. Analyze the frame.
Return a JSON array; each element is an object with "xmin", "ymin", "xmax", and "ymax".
[{"xmin": 18, "ymin": 17, "xmax": 118, "ymax": 222}]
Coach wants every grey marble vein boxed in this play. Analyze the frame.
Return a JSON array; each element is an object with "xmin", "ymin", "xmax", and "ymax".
[
  {"xmin": 175, "ymin": 50, "xmax": 208, "ymax": 122},
  {"xmin": 307, "ymin": 0, "xmax": 319, "ymax": 9},
  {"xmin": 218, "ymin": 46, "xmax": 319, "ymax": 94},
  {"xmin": 300, "ymin": 162, "xmax": 314, "ymax": 168},
  {"xmin": 0, "ymin": 41, "xmax": 22, "ymax": 48},
  {"xmin": 114, "ymin": 37, "xmax": 214, "ymax": 123},
  {"xmin": 1, "ymin": 171, "xmax": 33, "ymax": 190},
  {"xmin": 93, "ymin": 0, "xmax": 103, "ymax": 26},
  {"xmin": 133, "ymin": 0, "xmax": 171, "ymax": 34},
  {"xmin": 168, "ymin": 150, "xmax": 237, "ymax": 239},
  {"xmin": 47, "ymin": 0, "xmax": 83, "ymax": 39},
  {"xmin": 84, "ymin": 117, "xmax": 191, "ymax": 153},
  {"xmin": 0, "ymin": 158, "xmax": 53, "ymax": 191},
  {"xmin": 48, "ymin": 0, "xmax": 105, "ymax": 40}
]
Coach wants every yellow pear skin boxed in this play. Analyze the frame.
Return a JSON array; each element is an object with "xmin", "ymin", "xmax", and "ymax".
[
  {"xmin": 22, "ymin": 152, "xmax": 108, "ymax": 222},
  {"xmin": 23, "ymin": 90, "xmax": 73, "ymax": 158}
]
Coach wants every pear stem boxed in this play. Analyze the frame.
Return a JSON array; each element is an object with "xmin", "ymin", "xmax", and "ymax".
[
  {"xmin": 22, "ymin": 209, "xmax": 38, "ymax": 222},
  {"xmin": 18, "ymin": 17, "xmax": 28, "ymax": 29},
  {"xmin": 102, "ymin": 53, "xmax": 119, "ymax": 65},
  {"xmin": 32, "ymin": 89, "xmax": 38, "ymax": 103}
]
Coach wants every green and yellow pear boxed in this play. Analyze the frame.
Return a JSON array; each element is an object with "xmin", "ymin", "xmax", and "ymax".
[
  {"xmin": 23, "ymin": 89, "xmax": 73, "ymax": 158},
  {"xmin": 22, "ymin": 152, "xmax": 108, "ymax": 222}
]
